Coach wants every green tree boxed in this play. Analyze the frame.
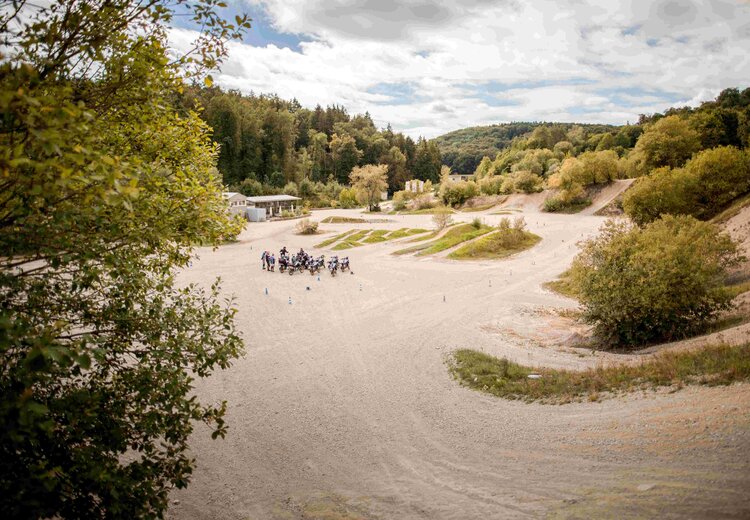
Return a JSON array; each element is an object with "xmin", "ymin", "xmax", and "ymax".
[
  {"xmin": 0, "ymin": 1, "xmax": 249, "ymax": 517},
  {"xmin": 380, "ymin": 146, "xmax": 409, "ymax": 193},
  {"xmin": 684, "ymin": 146, "xmax": 750, "ymax": 216},
  {"xmin": 571, "ymin": 217, "xmax": 741, "ymax": 346},
  {"xmin": 330, "ymin": 133, "xmax": 362, "ymax": 184},
  {"xmin": 350, "ymin": 164, "xmax": 388, "ymax": 211},
  {"xmin": 622, "ymin": 167, "xmax": 697, "ymax": 225},
  {"xmin": 633, "ymin": 115, "xmax": 700, "ymax": 171},
  {"xmin": 412, "ymin": 138, "xmax": 442, "ymax": 182}
]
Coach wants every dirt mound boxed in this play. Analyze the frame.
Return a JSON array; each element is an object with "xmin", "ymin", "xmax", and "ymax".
[
  {"xmin": 498, "ymin": 190, "xmax": 547, "ymax": 212},
  {"xmin": 581, "ymin": 179, "xmax": 635, "ymax": 216}
]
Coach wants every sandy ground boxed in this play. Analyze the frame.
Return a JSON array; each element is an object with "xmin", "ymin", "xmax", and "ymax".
[{"xmin": 168, "ymin": 190, "xmax": 750, "ymax": 520}]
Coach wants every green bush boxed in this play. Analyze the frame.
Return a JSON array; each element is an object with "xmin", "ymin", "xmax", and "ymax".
[
  {"xmin": 500, "ymin": 170, "xmax": 544, "ymax": 193},
  {"xmin": 623, "ymin": 146, "xmax": 750, "ymax": 225},
  {"xmin": 478, "ymin": 175, "xmax": 504, "ymax": 195},
  {"xmin": 572, "ymin": 216, "xmax": 742, "ymax": 347},
  {"xmin": 686, "ymin": 146, "xmax": 750, "ymax": 216},
  {"xmin": 282, "ymin": 182, "xmax": 299, "ymax": 197},
  {"xmin": 338, "ymin": 187, "xmax": 358, "ymax": 208},
  {"xmin": 439, "ymin": 180, "xmax": 478, "ymax": 207}
]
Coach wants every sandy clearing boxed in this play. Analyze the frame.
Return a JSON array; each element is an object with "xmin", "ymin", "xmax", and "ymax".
[{"xmin": 168, "ymin": 203, "xmax": 750, "ymax": 520}]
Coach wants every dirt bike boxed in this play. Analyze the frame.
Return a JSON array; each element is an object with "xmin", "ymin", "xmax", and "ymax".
[{"xmin": 340, "ymin": 257, "xmax": 350, "ymax": 272}]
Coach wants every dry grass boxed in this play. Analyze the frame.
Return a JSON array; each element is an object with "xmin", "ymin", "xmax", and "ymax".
[
  {"xmin": 449, "ymin": 343, "xmax": 750, "ymax": 404},
  {"xmin": 543, "ymin": 268, "xmax": 582, "ymax": 300}
]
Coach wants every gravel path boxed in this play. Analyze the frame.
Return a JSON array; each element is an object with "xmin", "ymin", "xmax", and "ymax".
[{"xmin": 168, "ymin": 193, "xmax": 750, "ymax": 519}]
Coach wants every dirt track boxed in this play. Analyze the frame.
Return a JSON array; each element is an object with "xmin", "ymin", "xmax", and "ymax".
[{"xmin": 169, "ymin": 193, "xmax": 750, "ymax": 519}]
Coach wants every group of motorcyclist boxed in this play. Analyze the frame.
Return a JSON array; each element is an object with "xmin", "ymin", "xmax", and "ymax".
[{"xmin": 261, "ymin": 247, "xmax": 350, "ymax": 276}]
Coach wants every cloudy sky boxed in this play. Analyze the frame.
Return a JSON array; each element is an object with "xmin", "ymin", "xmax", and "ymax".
[{"xmin": 170, "ymin": 0, "xmax": 750, "ymax": 138}]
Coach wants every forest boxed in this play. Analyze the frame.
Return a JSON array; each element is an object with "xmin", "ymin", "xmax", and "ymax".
[
  {"xmin": 181, "ymin": 87, "xmax": 442, "ymax": 206},
  {"xmin": 433, "ymin": 122, "xmax": 620, "ymax": 174}
]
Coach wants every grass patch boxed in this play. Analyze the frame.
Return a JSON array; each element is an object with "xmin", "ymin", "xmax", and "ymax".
[
  {"xmin": 459, "ymin": 203, "xmax": 497, "ymax": 212},
  {"xmin": 448, "ymin": 230, "xmax": 541, "ymax": 260},
  {"xmin": 321, "ymin": 216, "xmax": 367, "ymax": 224},
  {"xmin": 386, "ymin": 228, "xmax": 429, "ymax": 240},
  {"xmin": 543, "ymin": 268, "xmax": 582, "ymax": 300},
  {"xmin": 400, "ymin": 206, "xmax": 455, "ymax": 215},
  {"xmin": 392, "ymin": 242, "xmax": 431, "ymax": 255},
  {"xmin": 449, "ymin": 343, "xmax": 750, "ymax": 403},
  {"xmin": 415, "ymin": 223, "xmax": 493, "ymax": 256},
  {"xmin": 362, "ymin": 229, "xmax": 390, "ymax": 243},
  {"xmin": 726, "ymin": 280, "xmax": 750, "ymax": 299},
  {"xmin": 330, "ymin": 229, "xmax": 371, "ymax": 250},
  {"xmin": 314, "ymin": 229, "xmax": 357, "ymax": 248}
]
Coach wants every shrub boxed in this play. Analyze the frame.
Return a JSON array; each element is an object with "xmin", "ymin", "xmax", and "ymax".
[
  {"xmin": 633, "ymin": 115, "xmax": 701, "ymax": 170},
  {"xmin": 500, "ymin": 170, "xmax": 543, "ymax": 193},
  {"xmin": 432, "ymin": 208, "xmax": 453, "ymax": 230},
  {"xmin": 478, "ymin": 175, "xmax": 504, "ymax": 195},
  {"xmin": 338, "ymin": 187, "xmax": 358, "ymax": 208},
  {"xmin": 299, "ymin": 178, "xmax": 315, "ymax": 197},
  {"xmin": 239, "ymin": 177, "xmax": 263, "ymax": 196},
  {"xmin": 392, "ymin": 190, "xmax": 414, "ymax": 210},
  {"xmin": 572, "ymin": 216, "xmax": 742, "ymax": 347},
  {"xmin": 439, "ymin": 180, "xmax": 478, "ymax": 207},
  {"xmin": 282, "ymin": 182, "xmax": 299, "ymax": 197},
  {"xmin": 409, "ymin": 194, "xmax": 436, "ymax": 211},
  {"xmin": 471, "ymin": 217, "xmax": 482, "ymax": 229},
  {"xmin": 622, "ymin": 146, "xmax": 750, "ymax": 225},
  {"xmin": 295, "ymin": 218, "xmax": 319, "ymax": 235},
  {"xmin": 685, "ymin": 146, "xmax": 750, "ymax": 216},
  {"xmin": 622, "ymin": 167, "xmax": 697, "ymax": 225}
]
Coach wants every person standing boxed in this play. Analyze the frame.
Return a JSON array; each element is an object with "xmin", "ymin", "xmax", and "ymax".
[
  {"xmin": 261, "ymin": 250, "xmax": 267, "ymax": 270},
  {"xmin": 269, "ymin": 253, "xmax": 275, "ymax": 272}
]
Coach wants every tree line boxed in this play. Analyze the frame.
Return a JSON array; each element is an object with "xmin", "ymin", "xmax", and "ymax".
[{"xmin": 180, "ymin": 87, "xmax": 442, "ymax": 202}]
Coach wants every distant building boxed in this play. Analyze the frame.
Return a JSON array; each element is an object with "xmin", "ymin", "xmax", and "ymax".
[
  {"xmin": 223, "ymin": 192, "xmax": 248, "ymax": 217},
  {"xmin": 447, "ymin": 173, "xmax": 472, "ymax": 182},
  {"xmin": 246, "ymin": 194, "xmax": 302, "ymax": 217},
  {"xmin": 405, "ymin": 179, "xmax": 425, "ymax": 193}
]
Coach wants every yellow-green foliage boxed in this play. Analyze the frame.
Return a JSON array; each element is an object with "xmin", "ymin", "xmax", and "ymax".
[
  {"xmin": 623, "ymin": 146, "xmax": 750, "ymax": 225},
  {"xmin": 314, "ymin": 229, "xmax": 357, "ymax": 248},
  {"xmin": 331, "ymin": 229, "xmax": 372, "ymax": 250},
  {"xmin": 415, "ymin": 223, "xmax": 493, "ymax": 256},
  {"xmin": 633, "ymin": 115, "xmax": 701, "ymax": 171},
  {"xmin": 449, "ymin": 217, "xmax": 540, "ymax": 259},
  {"xmin": 572, "ymin": 216, "xmax": 742, "ymax": 347},
  {"xmin": 386, "ymin": 228, "xmax": 429, "ymax": 240},
  {"xmin": 449, "ymin": 343, "xmax": 750, "ymax": 403}
]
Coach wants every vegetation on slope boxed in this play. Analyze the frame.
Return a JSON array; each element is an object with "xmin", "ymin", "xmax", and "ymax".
[
  {"xmin": 415, "ymin": 223, "xmax": 493, "ymax": 256},
  {"xmin": 449, "ymin": 343, "xmax": 750, "ymax": 404},
  {"xmin": 448, "ymin": 219, "xmax": 541, "ymax": 260}
]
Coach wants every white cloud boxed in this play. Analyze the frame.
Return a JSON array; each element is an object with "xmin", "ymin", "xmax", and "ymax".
[{"xmin": 170, "ymin": 0, "xmax": 750, "ymax": 138}]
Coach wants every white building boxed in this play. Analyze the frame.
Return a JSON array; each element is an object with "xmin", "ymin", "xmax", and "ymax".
[
  {"xmin": 246, "ymin": 194, "xmax": 302, "ymax": 217},
  {"xmin": 447, "ymin": 173, "xmax": 472, "ymax": 182},
  {"xmin": 405, "ymin": 179, "xmax": 425, "ymax": 193},
  {"xmin": 223, "ymin": 192, "xmax": 248, "ymax": 216}
]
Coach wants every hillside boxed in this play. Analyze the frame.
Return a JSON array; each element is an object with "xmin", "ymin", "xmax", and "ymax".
[{"xmin": 434, "ymin": 122, "xmax": 620, "ymax": 174}]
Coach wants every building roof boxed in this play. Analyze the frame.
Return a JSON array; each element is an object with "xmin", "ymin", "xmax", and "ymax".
[
  {"xmin": 222, "ymin": 192, "xmax": 244, "ymax": 199},
  {"xmin": 246, "ymin": 194, "xmax": 301, "ymax": 203}
]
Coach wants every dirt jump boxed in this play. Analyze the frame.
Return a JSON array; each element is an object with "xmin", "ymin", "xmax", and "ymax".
[{"xmin": 168, "ymin": 198, "xmax": 750, "ymax": 519}]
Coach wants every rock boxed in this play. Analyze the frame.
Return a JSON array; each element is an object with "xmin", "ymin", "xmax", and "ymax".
[{"xmin": 637, "ymin": 483, "xmax": 656, "ymax": 492}]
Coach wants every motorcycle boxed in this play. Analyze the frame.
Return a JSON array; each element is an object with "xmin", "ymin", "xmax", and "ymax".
[
  {"xmin": 328, "ymin": 256, "xmax": 338, "ymax": 277},
  {"xmin": 340, "ymin": 257, "xmax": 350, "ymax": 272}
]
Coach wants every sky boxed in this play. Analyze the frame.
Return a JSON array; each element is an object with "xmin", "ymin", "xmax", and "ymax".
[{"xmin": 168, "ymin": 0, "xmax": 750, "ymax": 138}]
